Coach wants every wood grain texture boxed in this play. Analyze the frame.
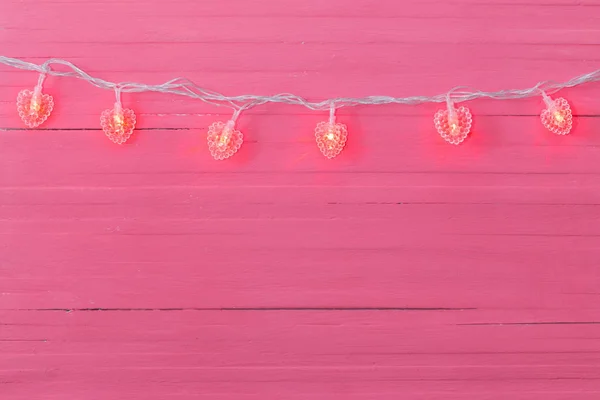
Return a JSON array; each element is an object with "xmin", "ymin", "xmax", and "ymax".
[{"xmin": 1, "ymin": 0, "xmax": 600, "ymax": 398}]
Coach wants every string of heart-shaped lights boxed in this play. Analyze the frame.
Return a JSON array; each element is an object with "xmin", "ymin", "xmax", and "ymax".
[{"xmin": 2, "ymin": 56, "xmax": 598, "ymax": 160}]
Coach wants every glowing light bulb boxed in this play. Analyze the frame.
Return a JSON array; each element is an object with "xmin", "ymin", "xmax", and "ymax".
[
  {"xmin": 207, "ymin": 120, "xmax": 243, "ymax": 160},
  {"xmin": 554, "ymin": 111, "xmax": 564, "ymax": 122},
  {"xmin": 30, "ymin": 95, "xmax": 41, "ymax": 114},
  {"xmin": 315, "ymin": 120, "xmax": 347, "ymax": 159},
  {"xmin": 434, "ymin": 104, "xmax": 472, "ymax": 145},
  {"xmin": 100, "ymin": 102, "xmax": 136, "ymax": 144},
  {"xmin": 16, "ymin": 85, "xmax": 54, "ymax": 128},
  {"xmin": 113, "ymin": 112, "xmax": 124, "ymax": 126},
  {"xmin": 540, "ymin": 96, "xmax": 572, "ymax": 135},
  {"xmin": 218, "ymin": 124, "xmax": 232, "ymax": 148}
]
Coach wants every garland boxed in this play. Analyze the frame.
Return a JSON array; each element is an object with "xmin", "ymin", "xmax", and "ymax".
[{"xmin": 2, "ymin": 56, "xmax": 598, "ymax": 159}]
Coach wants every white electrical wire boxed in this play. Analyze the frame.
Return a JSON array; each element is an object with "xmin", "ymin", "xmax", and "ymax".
[{"xmin": 2, "ymin": 56, "xmax": 600, "ymax": 116}]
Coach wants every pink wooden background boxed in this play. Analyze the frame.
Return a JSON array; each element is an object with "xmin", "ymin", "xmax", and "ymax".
[{"xmin": 2, "ymin": 0, "xmax": 600, "ymax": 398}]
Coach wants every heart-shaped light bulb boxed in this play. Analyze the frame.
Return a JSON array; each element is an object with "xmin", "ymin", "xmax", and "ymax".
[
  {"xmin": 315, "ymin": 121, "xmax": 347, "ymax": 159},
  {"xmin": 207, "ymin": 120, "xmax": 243, "ymax": 160},
  {"xmin": 434, "ymin": 105, "xmax": 472, "ymax": 145},
  {"xmin": 17, "ymin": 87, "xmax": 54, "ymax": 128},
  {"xmin": 100, "ymin": 102, "xmax": 136, "ymax": 144},
  {"xmin": 541, "ymin": 97, "xmax": 572, "ymax": 135}
]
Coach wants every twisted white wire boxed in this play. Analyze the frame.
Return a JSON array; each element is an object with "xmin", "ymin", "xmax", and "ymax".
[{"xmin": 2, "ymin": 56, "xmax": 600, "ymax": 117}]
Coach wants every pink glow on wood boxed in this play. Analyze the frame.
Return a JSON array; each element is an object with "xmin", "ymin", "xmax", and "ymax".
[{"xmin": 1, "ymin": 0, "xmax": 600, "ymax": 398}]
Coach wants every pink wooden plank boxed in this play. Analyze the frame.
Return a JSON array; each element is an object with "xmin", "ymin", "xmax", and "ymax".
[
  {"xmin": 2, "ymin": 311, "xmax": 600, "ymax": 398},
  {"xmin": 1, "ymin": 0, "xmax": 600, "ymax": 398}
]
